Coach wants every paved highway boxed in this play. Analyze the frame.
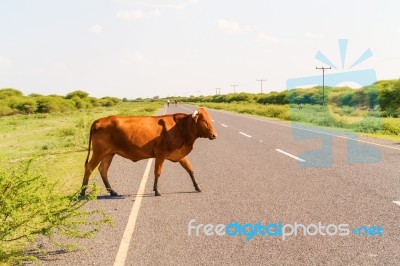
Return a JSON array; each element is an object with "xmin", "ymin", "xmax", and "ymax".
[{"xmin": 42, "ymin": 104, "xmax": 400, "ymax": 265}]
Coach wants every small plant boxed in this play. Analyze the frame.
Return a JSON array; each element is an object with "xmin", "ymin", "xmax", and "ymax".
[
  {"xmin": 57, "ymin": 127, "xmax": 77, "ymax": 137},
  {"xmin": 0, "ymin": 159, "xmax": 112, "ymax": 265}
]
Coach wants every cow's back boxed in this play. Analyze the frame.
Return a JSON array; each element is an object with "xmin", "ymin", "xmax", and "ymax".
[{"xmin": 90, "ymin": 114, "xmax": 189, "ymax": 161}]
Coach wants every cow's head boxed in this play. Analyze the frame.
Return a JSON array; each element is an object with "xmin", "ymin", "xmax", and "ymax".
[{"xmin": 192, "ymin": 108, "xmax": 217, "ymax": 140}]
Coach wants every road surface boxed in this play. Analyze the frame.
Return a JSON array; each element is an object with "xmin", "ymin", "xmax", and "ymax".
[{"xmin": 40, "ymin": 104, "xmax": 400, "ymax": 265}]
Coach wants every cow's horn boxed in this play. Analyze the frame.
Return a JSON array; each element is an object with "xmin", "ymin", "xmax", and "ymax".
[{"xmin": 192, "ymin": 110, "xmax": 199, "ymax": 118}]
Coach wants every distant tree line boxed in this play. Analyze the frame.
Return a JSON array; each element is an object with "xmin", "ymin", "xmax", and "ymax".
[
  {"xmin": 178, "ymin": 79, "xmax": 400, "ymax": 117},
  {"xmin": 0, "ymin": 89, "xmax": 122, "ymax": 116}
]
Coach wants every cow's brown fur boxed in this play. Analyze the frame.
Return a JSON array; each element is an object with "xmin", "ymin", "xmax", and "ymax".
[{"xmin": 80, "ymin": 108, "xmax": 217, "ymax": 196}]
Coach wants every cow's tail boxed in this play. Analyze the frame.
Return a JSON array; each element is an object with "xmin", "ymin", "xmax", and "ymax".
[{"xmin": 85, "ymin": 124, "xmax": 93, "ymax": 166}]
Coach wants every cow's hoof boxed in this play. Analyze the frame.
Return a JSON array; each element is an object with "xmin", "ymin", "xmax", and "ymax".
[
  {"xmin": 77, "ymin": 194, "xmax": 86, "ymax": 201},
  {"xmin": 109, "ymin": 190, "xmax": 119, "ymax": 197},
  {"xmin": 195, "ymin": 186, "xmax": 202, "ymax": 192},
  {"xmin": 155, "ymin": 191, "xmax": 161, "ymax": 196},
  {"xmin": 78, "ymin": 193, "xmax": 89, "ymax": 201}
]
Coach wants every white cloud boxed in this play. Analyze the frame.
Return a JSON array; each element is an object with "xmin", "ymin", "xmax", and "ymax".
[
  {"xmin": 116, "ymin": 9, "xmax": 145, "ymax": 20},
  {"xmin": 118, "ymin": 51, "xmax": 148, "ymax": 65},
  {"xmin": 116, "ymin": 8, "xmax": 161, "ymax": 20},
  {"xmin": 113, "ymin": 0, "xmax": 198, "ymax": 9},
  {"xmin": 153, "ymin": 0, "xmax": 198, "ymax": 9},
  {"xmin": 128, "ymin": 51, "xmax": 146, "ymax": 62},
  {"xmin": 216, "ymin": 19, "xmax": 254, "ymax": 34},
  {"xmin": 255, "ymin": 32, "xmax": 278, "ymax": 44},
  {"xmin": 304, "ymin": 32, "xmax": 324, "ymax": 39},
  {"xmin": 150, "ymin": 8, "xmax": 161, "ymax": 16},
  {"xmin": 0, "ymin": 56, "xmax": 13, "ymax": 71},
  {"xmin": 89, "ymin": 24, "xmax": 102, "ymax": 34}
]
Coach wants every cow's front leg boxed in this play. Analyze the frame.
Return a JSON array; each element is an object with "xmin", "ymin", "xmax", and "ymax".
[
  {"xmin": 179, "ymin": 157, "xmax": 201, "ymax": 192},
  {"xmin": 154, "ymin": 158, "xmax": 165, "ymax": 196}
]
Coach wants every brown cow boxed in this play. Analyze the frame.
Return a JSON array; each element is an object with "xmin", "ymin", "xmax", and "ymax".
[{"xmin": 80, "ymin": 108, "xmax": 217, "ymax": 197}]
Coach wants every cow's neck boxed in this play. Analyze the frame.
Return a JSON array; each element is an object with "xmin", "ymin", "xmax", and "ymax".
[{"xmin": 179, "ymin": 114, "xmax": 199, "ymax": 146}]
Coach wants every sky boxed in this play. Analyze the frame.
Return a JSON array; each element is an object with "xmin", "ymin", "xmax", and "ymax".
[{"xmin": 0, "ymin": 0, "xmax": 400, "ymax": 99}]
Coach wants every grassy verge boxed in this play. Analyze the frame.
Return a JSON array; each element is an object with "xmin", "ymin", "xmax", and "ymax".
[
  {"xmin": 0, "ymin": 101, "xmax": 163, "ymax": 264},
  {"xmin": 193, "ymin": 102, "xmax": 400, "ymax": 142},
  {"xmin": 0, "ymin": 101, "xmax": 163, "ymax": 193}
]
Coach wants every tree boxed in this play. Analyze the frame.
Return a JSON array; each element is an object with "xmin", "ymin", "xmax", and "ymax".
[
  {"xmin": 65, "ymin": 90, "xmax": 89, "ymax": 99},
  {"xmin": 15, "ymin": 98, "xmax": 37, "ymax": 114},
  {"xmin": 0, "ymin": 88, "xmax": 23, "ymax": 99}
]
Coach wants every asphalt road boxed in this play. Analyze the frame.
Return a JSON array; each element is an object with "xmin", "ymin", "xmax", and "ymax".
[{"xmin": 40, "ymin": 104, "xmax": 400, "ymax": 265}]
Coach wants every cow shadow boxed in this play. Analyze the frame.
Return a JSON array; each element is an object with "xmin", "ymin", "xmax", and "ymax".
[{"xmin": 96, "ymin": 194, "xmax": 131, "ymax": 200}]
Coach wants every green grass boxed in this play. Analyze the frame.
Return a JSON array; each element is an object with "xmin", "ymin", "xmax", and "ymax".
[
  {"xmin": 0, "ymin": 101, "xmax": 163, "ymax": 194},
  {"xmin": 194, "ymin": 102, "xmax": 400, "ymax": 142}
]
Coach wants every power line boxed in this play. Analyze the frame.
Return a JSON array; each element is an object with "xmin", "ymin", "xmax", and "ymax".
[
  {"xmin": 231, "ymin": 84, "xmax": 238, "ymax": 93},
  {"xmin": 316, "ymin": 66, "xmax": 331, "ymax": 106},
  {"xmin": 256, "ymin": 79, "xmax": 267, "ymax": 93}
]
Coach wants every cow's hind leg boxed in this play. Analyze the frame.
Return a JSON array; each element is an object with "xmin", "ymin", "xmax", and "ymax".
[
  {"xmin": 99, "ymin": 154, "xmax": 118, "ymax": 196},
  {"xmin": 81, "ymin": 153, "xmax": 102, "ymax": 197},
  {"xmin": 154, "ymin": 158, "xmax": 165, "ymax": 196},
  {"xmin": 179, "ymin": 157, "xmax": 201, "ymax": 192}
]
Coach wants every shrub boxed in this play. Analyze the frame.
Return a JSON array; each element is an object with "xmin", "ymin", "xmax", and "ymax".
[
  {"xmin": 0, "ymin": 102, "xmax": 14, "ymax": 116},
  {"xmin": 65, "ymin": 90, "xmax": 89, "ymax": 100},
  {"xmin": 36, "ymin": 97, "xmax": 76, "ymax": 113},
  {"xmin": 0, "ymin": 88, "xmax": 23, "ymax": 99},
  {"xmin": 99, "ymin": 97, "xmax": 121, "ymax": 107},
  {"xmin": 71, "ymin": 96, "xmax": 92, "ymax": 110},
  {"xmin": 0, "ymin": 159, "xmax": 111, "ymax": 265},
  {"xmin": 14, "ymin": 98, "xmax": 37, "ymax": 114},
  {"xmin": 381, "ymin": 118, "xmax": 400, "ymax": 135}
]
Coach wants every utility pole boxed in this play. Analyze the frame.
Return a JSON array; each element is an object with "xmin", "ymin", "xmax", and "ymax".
[
  {"xmin": 316, "ymin": 66, "xmax": 331, "ymax": 106},
  {"xmin": 215, "ymin": 88, "xmax": 221, "ymax": 95},
  {"xmin": 256, "ymin": 78, "xmax": 267, "ymax": 93},
  {"xmin": 231, "ymin": 84, "xmax": 238, "ymax": 93},
  {"xmin": 196, "ymin": 90, "xmax": 200, "ymax": 97}
]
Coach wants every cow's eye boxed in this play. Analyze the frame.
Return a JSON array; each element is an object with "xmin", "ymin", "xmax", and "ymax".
[{"xmin": 202, "ymin": 120, "xmax": 209, "ymax": 128}]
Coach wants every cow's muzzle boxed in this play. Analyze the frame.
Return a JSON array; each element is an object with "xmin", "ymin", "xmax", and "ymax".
[{"xmin": 209, "ymin": 133, "xmax": 217, "ymax": 140}]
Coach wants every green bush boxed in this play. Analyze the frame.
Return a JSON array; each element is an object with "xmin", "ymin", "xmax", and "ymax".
[
  {"xmin": 13, "ymin": 98, "xmax": 37, "ymax": 114},
  {"xmin": 36, "ymin": 97, "xmax": 76, "ymax": 113},
  {"xmin": 0, "ymin": 101, "xmax": 14, "ymax": 116},
  {"xmin": 0, "ymin": 159, "xmax": 111, "ymax": 265},
  {"xmin": 382, "ymin": 118, "xmax": 400, "ymax": 135},
  {"xmin": 0, "ymin": 88, "xmax": 23, "ymax": 99},
  {"xmin": 65, "ymin": 90, "xmax": 89, "ymax": 100},
  {"xmin": 71, "ymin": 96, "xmax": 92, "ymax": 109},
  {"xmin": 99, "ymin": 97, "xmax": 121, "ymax": 107}
]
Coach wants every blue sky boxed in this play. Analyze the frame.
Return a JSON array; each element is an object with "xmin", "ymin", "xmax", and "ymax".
[{"xmin": 0, "ymin": 0, "xmax": 399, "ymax": 99}]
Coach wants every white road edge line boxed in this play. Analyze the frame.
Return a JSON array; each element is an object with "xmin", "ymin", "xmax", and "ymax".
[
  {"xmin": 113, "ymin": 159, "xmax": 153, "ymax": 266},
  {"xmin": 275, "ymin": 149, "xmax": 305, "ymax": 162},
  {"xmin": 393, "ymin": 201, "xmax": 400, "ymax": 206},
  {"xmin": 239, "ymin": 132, "xmax": 252, "ymax": 138},
  {"xmin": 221, "ymin": 124, "xmax": 228, "ymax": 127}
]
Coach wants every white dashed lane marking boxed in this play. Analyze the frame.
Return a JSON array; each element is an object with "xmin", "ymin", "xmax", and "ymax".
[
  {"xmin": 221, "ymin": 124, "xmax": 228, "ymax": 127},
  {"xmin": 275, "ymin": 149, "xmax": 305, "ymax": 162},
  {"xmin": 393, "ymin": 201, "xmax": 400, "ymax": 206},
  {"xmin": 239, "ymin": 132, "xmax": 252, "ymax": 138}
]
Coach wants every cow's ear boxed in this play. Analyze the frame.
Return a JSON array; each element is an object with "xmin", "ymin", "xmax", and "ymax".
[{"xmin": 192, "ymin": 110, "xmax": 199, "ymax": 122}]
